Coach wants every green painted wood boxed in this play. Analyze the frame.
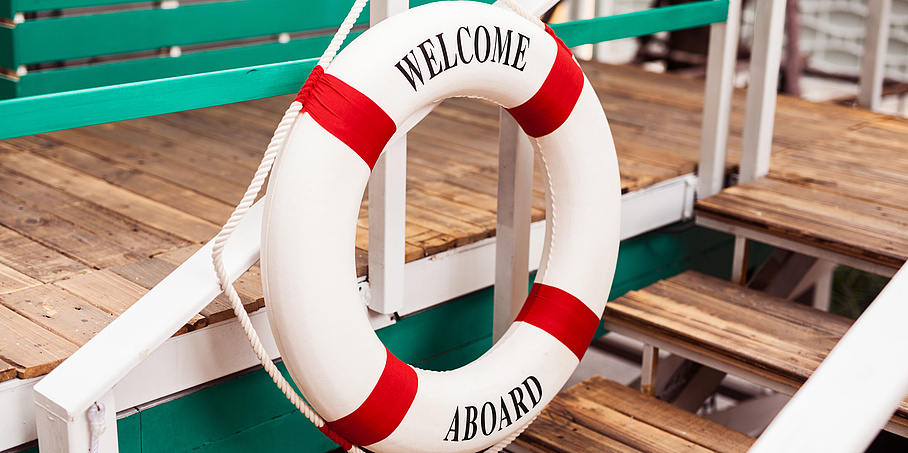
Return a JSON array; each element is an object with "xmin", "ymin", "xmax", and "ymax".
[
  {"xmin": 1, "ymin": 0, "xmax": 142, "ymax": 18},
  {"xmin": 0, "ymin": 58, "xmax": 316, "ymax": 141},
  {"xmin": 0, "ymin": 22, "xmax": 14, "ymax": 69},
  {"xmin": 550, "ymin": 0, "xmax": 729, "ymax": 48},
  {"xmin": 0, "ymin": 0, "xmax": 723, "ymax": 140},
  {"xmin": 11, "ymin": 33, "xmax": 358, "ymax": 97},
  {"xmin": 5, "ymin": 0, "xmax": 368, "ymax": 67}
]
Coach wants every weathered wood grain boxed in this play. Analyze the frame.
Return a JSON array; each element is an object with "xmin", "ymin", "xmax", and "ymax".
[
  {"xmin": 1, "ymin": 285, "xmax": 113, "ymax": 347},
  {"xmin": 0, "ymin": 303, "xmax": 78, "ymax": 378},
  {"xmin": 516, "ymin": 376, "xmax": 754, "ymax": 453}
]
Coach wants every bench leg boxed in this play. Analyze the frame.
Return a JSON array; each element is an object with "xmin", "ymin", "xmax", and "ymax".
[{"xmin": 641, "ymin": 344, "xmax": 659, "ymax": 397}]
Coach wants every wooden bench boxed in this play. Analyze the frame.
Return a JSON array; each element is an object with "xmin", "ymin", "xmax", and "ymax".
[
  {"xmin": 512, "ymin": 375, "xmax": 756, "ymax": 452},
  {"xmin": 697, "ymin": 115, "xmax": 908, "ymax": 279},
  {"xmin": 604, "ymin": 270, "xmax": 908, "ymax": 436}
]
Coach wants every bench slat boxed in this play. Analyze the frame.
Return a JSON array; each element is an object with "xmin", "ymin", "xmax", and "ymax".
[
  {"xmin": 3, "ymin": 0, "xmax": 364, "ymax": 67},
  {"xmin": 3, "ymin": 33, "xmax": 348, "ymax": 98}
]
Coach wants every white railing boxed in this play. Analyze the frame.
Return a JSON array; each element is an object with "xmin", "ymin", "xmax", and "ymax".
[
  {"xmin": 750, "ymin": 260, "xmax": 908, "ymax": 453},
  {"xmin": 858, "ymin": 0, "xmax": 893, "ymax": 111}
]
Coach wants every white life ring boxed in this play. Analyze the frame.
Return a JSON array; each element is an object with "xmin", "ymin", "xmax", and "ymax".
[{"xmin": 261, "ymin": 2, "xmax": 621, "ymax": 452}]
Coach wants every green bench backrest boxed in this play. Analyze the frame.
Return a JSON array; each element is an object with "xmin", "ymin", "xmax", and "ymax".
[
  {"xmin": 0, "ymin": 0, "xmax": 468, "ymax": 99},
  {"xmin": 0, "ymin": 0, "xmax": 729, "ymax": 140}
]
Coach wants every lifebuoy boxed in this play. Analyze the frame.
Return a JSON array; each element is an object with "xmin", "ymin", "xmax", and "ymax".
[{"xmin": 261, "ymin": 2, "xmax": 621, "ymax": 452}]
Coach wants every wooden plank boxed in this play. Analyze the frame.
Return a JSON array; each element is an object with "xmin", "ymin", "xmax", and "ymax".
[
  {"xmin": 1, "ymin": 152, "xmax": 220, "ymax": 243},
  {"xmin": 54, "ymin": 269, "xmax": 148, "ymax": 316},
  {"xmin": 0, "ymin": 303, "xmax": 78, "ymax": 379},
  {"xmin": 43, "ymin": 127, "xmax": 248, "ymax": 205},
  {"xmin": 0, "ymin": 164, "xmax": 187, "ymax": 256},
  {"xmin": 0, "ymin": 262, "xmax": 41, "ymax": 295},
  {"xmin": 0, "ymin": 225, "xmax": 89, "ymax": 283},
  {"xmin": 31, "ymin": 143, "xmax": 234, "ymax": 225},
  {"xmin": 566, "ymin": 376, "xmax": 755, "ymax": 452},
  {"xmin": 514, "ymin": 408, "xmax": 644, "ymax": 453},
  {"xmin": 545, "ymin": 393, "xmax": 714, "ymax": 452},
  {"xmin": 0, "ymin": 189, "xmax": 144, "ymax": 269},
  {"xmin": 607, "ymin": 288, "xmax": 830, "ymax": 387},
  {"xmin": 696, "ymin": 178, "xmax": 908, "ymax": 269},
  {"xmin": 0, "ymin": 357, "xmax": 15, "ymax": 383},
  {"xmin": 1, "ymin": 284, "xmax": 113, "ymax": 347}
]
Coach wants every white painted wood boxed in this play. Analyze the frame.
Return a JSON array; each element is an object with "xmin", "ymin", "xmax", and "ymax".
[
  {"xmin": 367, "ymin": 0, "xmax": 409, "ymax": 315},
  {"xmin": 0, "ymin": 377, "xmax": 39, "ymax": 451},
  {"xmin": 751, "ymin": 261, "xmax": 908, "ymax": 453},
  {"xmin": 738, "ymin": 0, "xmax": 786, "ymax": 183},
  {"xmin": 731, "ymin": 235, "xmax": 748, "ymax": 285},
  {"xmin": 786, "ymin": 259, "xmax": 836, "ymax": 311},
  {"xmin": 641, "ymin": 344, "xmax": 659, "ymax": 396},
  {"xmin": 593, "ymin": 0, "xmax": 615, "ymax": 63},
  {"xmin": 697, "ymin": 216, "xmax": 899, "ymax": 278},
  {"xmin": 568, "ymin": 0, "xmax": 595, "ymax": 59},
  {"xmin": 620, "ymin": 174, "xmax": 696, "ymax": 239},
  {"xmin": 858, "ymin": 0, "xmax": 892, "ymax": 111},
  {"xmin": 494, "ymin": 112, "xmax": 534, "ymax": 341},
  {"xmin": 698, "ymin": 0, "xmax": 742, "ymax": 198},
  {"xmin": 33, "ymin": 200, "xmax": 266, "ymax": 453}
]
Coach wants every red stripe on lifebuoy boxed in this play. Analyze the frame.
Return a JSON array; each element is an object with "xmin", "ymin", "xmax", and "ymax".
[
  {"xmin": 325, "ymin": 348, "xmax": 418, "ymax": 446},
  {"xmin": 302, "ymin": 72, "xmax": 396, "ymax": 170},
  {"xmin": 515, "ymin": 283, "xmax": 599, "ymax": 360},
  {"xmin": 505, "ymin": 27, "xmax": 583, "ymax": 138}
]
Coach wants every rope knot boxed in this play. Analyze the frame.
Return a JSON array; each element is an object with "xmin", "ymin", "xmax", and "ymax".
[{"xmin": 295, "ymin": 65, "xmax": 326, "ymax": 107}]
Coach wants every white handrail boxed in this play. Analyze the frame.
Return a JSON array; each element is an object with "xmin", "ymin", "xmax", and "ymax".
[{"xmin": 750, "ymin": 261, "xmax": 908, "ymax": 452}]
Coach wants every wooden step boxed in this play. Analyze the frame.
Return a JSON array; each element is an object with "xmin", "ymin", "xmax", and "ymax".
[
  {"xmin": 604, "ymin": 270, "xmax": 908, "ymax": 436},
  {"xmin": 513, "ymin": 375, "xmax": 755, "ymax": 453}
]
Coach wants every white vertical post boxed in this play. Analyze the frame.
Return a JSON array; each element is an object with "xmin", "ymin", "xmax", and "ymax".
[
  {"xmin": 569, "ymin": 0, "xmax": 595, "ymax": 59},
  {"xmin": 738, "ymin": 0, "xmax": 786, "ymax": 184},
  {"xmin": 493, "ymin": 112, "xmax": 534, "ymax": 342},
  {"xmin": 641, "ymin": 344, "xmax": 659, "ymax": 397},
  {"xmin": 698, "ymin": 0, "xmax": 742, "ymax": 198},
  {"xmin": 35, "ymin": 389, "xmax": 117, "ymax": 452},
  {"xmin": 593, "ymin": 0, "xmax": 615, "ymax": 63},
  {"xmin": 858, "ymin": 0, "xmax": 892, "ymax": 111},
  {"xmin": 368, "ymin": 0, "xmax": 409, "ymax": 315}
]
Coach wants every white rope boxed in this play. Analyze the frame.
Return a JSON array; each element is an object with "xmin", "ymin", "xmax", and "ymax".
[
  {"xmin": 212, "ymin": 1, "xmax": 542, "ymax": 451},
  {"xmin": 87, "ymin": 402, "xmax": 105, "ymax": 453},
  {"xmin": 211, "ymin": 0, "xmax": 369, "ymax": 451},
  {"xmin": 499, "ymin": 0, "xmax": 546, "ymax": 29}
]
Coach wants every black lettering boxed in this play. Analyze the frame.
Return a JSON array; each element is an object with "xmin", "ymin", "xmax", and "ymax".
[
  {"xmin": 492, "ymin": 26, "xmax": 513, "ymax": 64},
  {"xmin": 498, "ymin": 396, "xmax": 513, "ymax": 430},
  {"xmin": 456, "ymin": 27, "xmax": 473, "ymax": 64},
  {"xmin": 436, "ymin": 33, "xmax": 458, "ymax": 71},
  {"xmin": 480, "ymin": 401, "xmax": 497, "ymax": 436},
  {"xmin": 395, "ymin": 50, "xmax": 424, "ymax": 91},
  {"xmin": 509, "ymin": 386, "xmax": 529, "ymax": 420},
  {"xmin": 417, "ymin": 38, "xmax": 443, "ymax": 79},
  {"xmin": 463, "ymin": 405, "xmax": 479, "ymax": 441},
  {"xmin": 512, "ymin": 33, "xmax": 530, "ymax": 71},
  {"xmin": 523, "ymin": 375, "xmax": 543, "ymax": 407},
  {"xmin": 474, "ymin": 25, "xmax": 491, "ymax": 63},
  {"xmin": 444, "ymin": 408, "xmax": 460, "ymax": 441}
]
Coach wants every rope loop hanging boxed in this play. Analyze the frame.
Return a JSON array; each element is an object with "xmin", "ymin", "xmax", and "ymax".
[{"xmin": 211, "ymin": 2, "xmax": 619, "ymax": 452}]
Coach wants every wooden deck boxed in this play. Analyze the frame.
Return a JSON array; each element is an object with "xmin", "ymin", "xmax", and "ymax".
[
  {"xmin": 697, "ymin": 112, "xmax": 908, "ymax": 275},
  {"xmin": 0, "ymin": 61, "xmax": 898, "ymax": 386}
]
